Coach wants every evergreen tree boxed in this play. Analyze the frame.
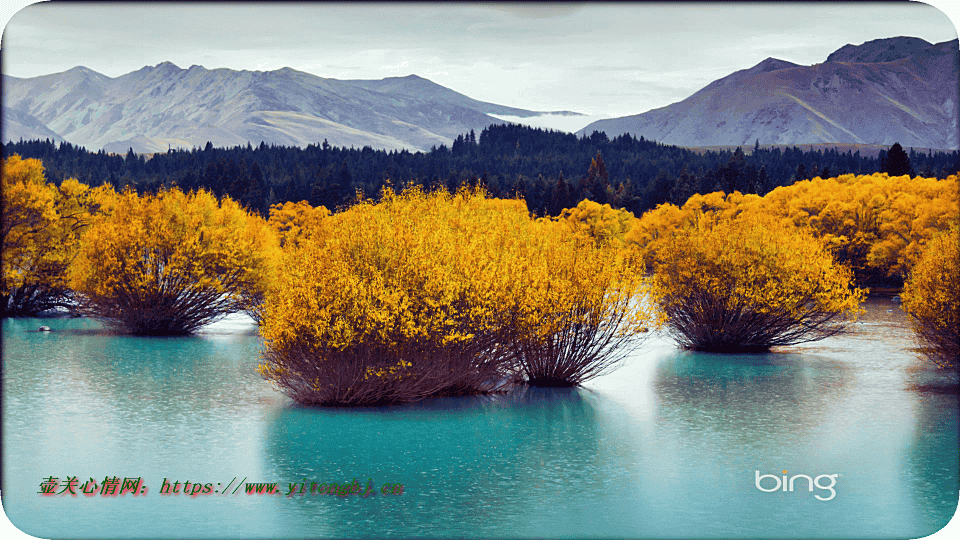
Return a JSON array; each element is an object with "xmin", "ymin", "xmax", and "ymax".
[
  {"xmin": 549, "ymin": 171, "xmax": 570, "ymax": 215},
  {"xmin": 882, "ymin": 142, "xmax": 912, "ymax": 177},
  {"xmin": 582, "ymin": 151, "xmax": 609, "ymax": 202},
  {"xmin": 795, "ymin": 163, "xmax": 807, "ymax": 182},
  {"xmin": 669, "ymin": 166, "xmax": 694, "ymax": 205},
  {"xmin": 244, "ymin": 162, "xmax": 268, "ymax": 214}
]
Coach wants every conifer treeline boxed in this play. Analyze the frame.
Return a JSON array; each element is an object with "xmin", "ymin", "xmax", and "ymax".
[{"xmin": 5, "ymin": 125, "xmax": 958, "ymax": 216}]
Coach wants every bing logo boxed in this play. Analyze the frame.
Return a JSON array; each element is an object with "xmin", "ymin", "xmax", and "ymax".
[{"xmin": 755, "ymin": 470, "xmax": 839, "ymax": 501}]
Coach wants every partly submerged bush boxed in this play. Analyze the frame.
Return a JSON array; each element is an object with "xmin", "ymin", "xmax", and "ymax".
[
  {"xmin": 506, "ymin": 217, "xmax": 651, "ymax": 386},
  {"xmin": 69, "ymin": 187, "xmax": 279, "ymax": 335},
  {"xmin": 259, "ymin": 187, "xmax": 522, "ymax": 405},
  {"xmin": 900, "ymin": 223, "xmax": 960, "ymax": 368},
  {"xmin": 2, "ymin": 155, "xmax": 112, "ymax": 316},
  {"xmin": 258, "ymin": 187, "xmax": 653, "ymax": 405},
  {"xmin": 647, "ymin": 214, "xmax": 864, "ymax": 352}
]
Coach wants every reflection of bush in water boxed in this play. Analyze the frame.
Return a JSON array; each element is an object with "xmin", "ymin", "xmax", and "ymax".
[
  {"xmin": 902, "ymin": 358, "xmax": 958, "ymax": 520},
  {"xmin": 261, "ymin": 386, "xmax": 606, "ymax": 535},
  {"xmin": 652, "ymin": 351, "xmax": 855, "ymax": 445},
  {"xmin": 21, "ymin": 319, "xmax": 266, "ymax": 416},
  {"xmin": 903, "ymin": 375, "xmax": 959, "ymax": 533}
]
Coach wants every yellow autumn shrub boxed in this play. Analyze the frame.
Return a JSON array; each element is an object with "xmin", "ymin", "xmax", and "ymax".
[
  {"xmin": 259, "ymin": 187, "xmax": 522, "ymax": 404},
  {"xmin": 646, "ymin": 213, "xmax": 865, "ymax": 352},
  {"xmin": 553, "ymin": 199, "xmax": 637, "ymax": 248},
  {"xmin": 507, "ymin": 215, "xmax": 652, "ymax": 386},
  {"xmin": 69, "ymin": 187, "xmax": 279, "ymax": 335},
  {"xmin": 630, "ymin": 174, "xmax": 958, "ymax": 288},
  {"xmin": 266, "ymin": 199, "xmax": 332, "ymax": 249},
  {"xmin": 258, "ymin": 187, "xmax": 653, "ymax": 405},
  {"xmin": 900, "ymin": 223, "xmax": 960, "ymax": 368},
  {"xmin": 759, "ymin": 173, "xmax": 959, "ymax": 283},
  {"xmin": 2, "ymin": 155, "xmax": 113, "ymax": 316}
]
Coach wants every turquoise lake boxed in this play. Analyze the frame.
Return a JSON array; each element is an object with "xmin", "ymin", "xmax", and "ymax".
[{"xmin": 2, "ymin": 296, "xmax": 957, "ymax": 538}]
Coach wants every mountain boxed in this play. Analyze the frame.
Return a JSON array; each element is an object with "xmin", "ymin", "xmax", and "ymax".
[
  {"xmin": 1, "ymin": 106, "xmax": 66, "ymax": 143},
  {"xmin": 826, "ymin": 36, "xmax": 935, "ymax": 63},
  {"xmin": 577, "ymin": 37, "xmax": 959, "ymax": 150},
  {"xmin": 349, "ymin": 74, "xmax": 581, "ymax": 119},
  {"xmin": 2, "ymin": 63, "xmax": 583, "ymax": 153}
]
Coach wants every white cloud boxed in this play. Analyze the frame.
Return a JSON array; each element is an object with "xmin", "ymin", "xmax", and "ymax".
[{"xmin": 487, "ymin": 113, "xmax": 612, "ymax": 134}]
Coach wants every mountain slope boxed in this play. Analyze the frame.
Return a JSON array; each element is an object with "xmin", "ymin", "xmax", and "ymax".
[
  {"xmin": 2, "ymin": 63, "xmax": 582, "ymax": 153},
  {"xmin": 1, "ymin": 106, "xmax": 66, "ymax": 143},
  {"xmin": 826, "ymin": 36, "xmax": 936, "ymax": 63},
  {"xmin": 348, "ymin": 74, "xmax": 581, "ymax": 118},
  {"xmin": 578, "ymin": 37, "xmax": 959, "ymax": 150}
]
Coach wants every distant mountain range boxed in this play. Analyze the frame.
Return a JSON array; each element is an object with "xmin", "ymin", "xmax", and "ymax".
[
  {"xmin": 3, "ymin": 36, "xmax": 957, "ymax": 153},
  {"xmin": 577, "ymin": 37, "xmax": 960, "ymax": 150},
  {"xmin": 1, "ymin": 63, "xmax": 581, "ymax": 153}
]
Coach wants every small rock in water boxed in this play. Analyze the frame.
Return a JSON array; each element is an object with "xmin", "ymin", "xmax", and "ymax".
[
  {"xmin": 38, "ymin": 326, "xmax": 52, "ymax": 332},
  {"xmin": 891, "ymin": 295, "xmax": 901, "ymax": 303}
]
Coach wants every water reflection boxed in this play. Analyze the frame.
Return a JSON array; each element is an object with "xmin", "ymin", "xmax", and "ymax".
[
  {"xmin": 3, "ymin": 300, "xmax": 957, "ymax": 539},
  {"xmin": 653, "ymin": 350, "xmax": 854, "ymax": 450},
  {"xmin": 2, "ymin": 316, "xmax": 286, "ymax": 538},
  {"xmin": 902, "ymin": 366, "xmax": 959, "ymax": 535},
  {"xmin": 262, "ymin": 386, "xmax": 609, "ymax": 538}
]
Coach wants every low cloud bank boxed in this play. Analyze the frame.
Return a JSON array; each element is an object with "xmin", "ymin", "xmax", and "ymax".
[{"xmin": 487, "ymin": 113, "xmax": 613, "ymax": 134}]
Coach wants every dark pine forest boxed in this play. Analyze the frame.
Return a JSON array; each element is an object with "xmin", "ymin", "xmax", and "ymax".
[{"xmin": 5, "ymin": 124, "xmax": 958, "ymax": 217}]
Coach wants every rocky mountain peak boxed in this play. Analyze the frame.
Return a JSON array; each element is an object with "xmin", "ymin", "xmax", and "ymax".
[
  {"xmin": 153, "ymin": 61, "xmax": 182, "ymax": 72},
  {"xmin": 699, "ymin": 57, "xmax": 800, "ymax": 93},
  {"xmin": 751, "ymin": 57, "xmax": 800, "ymax": 74},
  {"xmin": 826, "ymin": 36, "xmax": 934, "ymax": 63},
  {"xmin": 577, "ymin": 35, "xmax": 958, "ymax": 150}
]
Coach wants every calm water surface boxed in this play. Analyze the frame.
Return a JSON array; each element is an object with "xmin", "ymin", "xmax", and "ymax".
[{"xmin": 2, "ymin": 297, "xmax": 957, "ymax": 538}]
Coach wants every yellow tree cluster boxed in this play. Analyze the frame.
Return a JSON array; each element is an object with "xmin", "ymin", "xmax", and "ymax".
[
  {"xmin": 759, "ymin": 173, "xmax": 959, "ymax": 284},
  {"xmin": 900, "ymin": 223, "xmax": 960, "ymax": 368},
  {"xmin": 626, "ymin": 191, "xmax": 756, "ymax": 270},
  {"xmin": 69, "ymin": 187, "xmax": 279, "ymax": 335},
  {"xmin": 552, "ymin": 199, "xmax": 637, "ymax": 249},
  {"xmin": 645, "ymin": 213, "xmax": 865, "ymax": 352},
  {"xmin": 258, "ymin": 186, "xmax": 652, "ymax": 406},
  {"xmin": 630, "ymin": 172, "xmax": 956, "ymax": 356},
  {"xmin": 2, "ymin": 155, "xmax": 112, "ymax": 316},
  {"xmin": 266, "ymin": 200, "xmax": 332, "ymax": 250},
  {"xmin": 630, "ymin": 174, "xmax": 958, "ymax": 286}
]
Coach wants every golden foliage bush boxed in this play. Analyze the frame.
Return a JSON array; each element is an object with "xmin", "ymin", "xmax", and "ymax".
[
  {"xmin": 258, "ymin": 187, "xmax": 653, "ymax": 405},
  {"xmin": 69, "ymin": 187, "xmax": 279, "ymax": 335},
  {"xmin": 553, "ymin": 199, "xmax": 637, "ymax": 248},
  {"xmin": 513, "ymin": 216, "xmax": 651, "ymax": 386},
  {"xmin": 900, "ymin": 223, "xmax": 960, "ymax": 368},
  {"xmin": 646, "ymin": 213, "xmax": 865, "ymax": 352},
  {"xmin": 2, "ymin": 155, "xmax": 112, "ymax": 316},
  {"xmin": 266, "ymin": 200, "xmax": 332, "ymax": 250},
  {"xmin": 630, "ymin": 174, "xmax": 958, "ymax": 287},
  {"xmin": 259, "ymin": 187, "xmax": 524, "ymax": 405},
  {"xmin": 755, "ymin": 174, "xmax": 957, "ymax": 284}
]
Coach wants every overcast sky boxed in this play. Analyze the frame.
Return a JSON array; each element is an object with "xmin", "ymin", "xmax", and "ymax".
[{"xmin": 1, "ymin": 1, "xmax": 958, "ymax": 129}]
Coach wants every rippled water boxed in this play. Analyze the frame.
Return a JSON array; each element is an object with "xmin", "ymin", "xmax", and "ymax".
[{"xmin": 2, "ymin": 297, "xmax": 957, "ymax": 538}]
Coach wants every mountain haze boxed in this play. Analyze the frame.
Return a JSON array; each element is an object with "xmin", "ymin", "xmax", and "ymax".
[
  {"xmin": 2, "ymin": 63, "xmax": 582, "ymax": 153},
  {"xmin": 578, "ymin": 37, "xmax": 959, "ymax": 150}
]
